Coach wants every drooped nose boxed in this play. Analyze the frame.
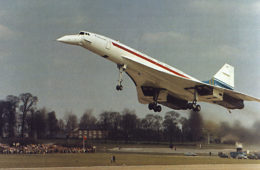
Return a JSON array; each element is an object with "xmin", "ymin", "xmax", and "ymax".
[{"xmin": 57, "ymin": 35, "xmax": 81, "ymax": 45}]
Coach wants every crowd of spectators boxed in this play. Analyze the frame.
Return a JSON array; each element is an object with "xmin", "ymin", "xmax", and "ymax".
[{"xmin": 0, "ymin": 143, "xmax": 96, "ymax": 154}]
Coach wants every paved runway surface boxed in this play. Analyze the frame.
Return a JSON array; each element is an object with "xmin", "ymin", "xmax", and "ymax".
[
  {"xmin": 109, "ymin": 147, "xmax": 235, "ymax": 155},
  {"xmin": 7, "ymin": 164, "xmax": 260, "ymax": 170}
]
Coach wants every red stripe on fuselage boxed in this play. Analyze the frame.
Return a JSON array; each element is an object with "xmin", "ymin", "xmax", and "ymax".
[{"xmin": 112, "ymin": 42, "xmax": 190, "ymax": 79}]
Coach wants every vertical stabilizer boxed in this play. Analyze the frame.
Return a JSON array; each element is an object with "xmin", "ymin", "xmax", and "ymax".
[{"xmin": 213, "ymin": 64, "xmax": 234, "ymax": 90}]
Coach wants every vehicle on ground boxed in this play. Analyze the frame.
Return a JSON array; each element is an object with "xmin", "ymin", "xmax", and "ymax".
[
  {"xmin": 248, "ymin": 153, "xmax": 258, "ymax": 160},
  {"xmin": 237, "ymin": 153, "xmax": 247, "ymax": 159},
  {"xmin": 254, "ymin": 153, "xmax": 260, "ymax": 159},
  {"xmin": 218, "ymin": 152, "xmax": 229, "ymax": 158},
  {"xmin": 184, "ymin": 152, "xmax": 198, "ymax": 156}
]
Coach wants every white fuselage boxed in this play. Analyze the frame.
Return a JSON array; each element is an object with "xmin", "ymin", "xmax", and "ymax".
[
  {"xmin": 57, "ymin": 31, "xmax": 201, "ymax": 102},
  {"xmin": 58, "ymin": 32, "xmax": 199, "ymax": 80}
]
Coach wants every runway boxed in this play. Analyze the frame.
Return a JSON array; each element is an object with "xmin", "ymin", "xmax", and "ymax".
[{"xmin": 108, "ymin": 147, "xmax": 235, "ymax": 155}]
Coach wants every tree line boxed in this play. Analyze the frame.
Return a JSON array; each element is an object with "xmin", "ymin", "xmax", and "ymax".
[{"xmin": 1, "ymin": 93, "xmax": 260, "ymax": 144}]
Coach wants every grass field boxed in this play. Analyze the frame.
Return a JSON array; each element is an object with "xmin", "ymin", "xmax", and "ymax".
[{"xmin": 0, "ymin": 153, "xmax": 260, "ymax": 168}]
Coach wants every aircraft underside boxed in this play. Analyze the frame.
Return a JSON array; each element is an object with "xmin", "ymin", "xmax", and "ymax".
[{"xmin": 117, "ymin": 64, "xmax": 244, "ymax": 113}]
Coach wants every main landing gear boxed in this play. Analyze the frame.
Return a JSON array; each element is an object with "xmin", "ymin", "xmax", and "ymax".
[
  {"xmin": 148, "ymin": 89, "xmax": 162, "ymax": 112},
  {"xmin": 148, "ymin": 103, "xmax": 162, "ymax": 112},
  {"xmin": 116, "ymin": 64, "xmax": 127, "ymax": 91},
  {"xmin": 187, "ymin": 88, "xmax": 201, "ymax": 112},
  {"xmin": 187, "ymin": 102, "xmax": 201, "ymax": 112}
]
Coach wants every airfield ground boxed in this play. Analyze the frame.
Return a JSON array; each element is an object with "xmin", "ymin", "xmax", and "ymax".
[
  {"xmin": 1, "ymin": 152, "xmax": 260, "ymax": 169},
  {"xmin": 11, "ymin": 164, "xmax": 260, "ymax": 170},
  {"xmin": 0, "ymin": 144, "xmax": 260, "ymax": 169}
]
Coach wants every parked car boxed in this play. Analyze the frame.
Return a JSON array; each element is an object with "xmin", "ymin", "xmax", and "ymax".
[
  {"xmin": 218, "ymin": 152, "xmax": 229, "ymax": 158},
  {"xmin": 230, "ymin": 152, "xmax": 239, "ymax": 158},
  {"xmin": 237, "ymin": 153, "xmax": 247, "ymax": 159},
  {"xmin": 248, "ymin": 153, "xmax": 258, "ymax": 160},
  {"xmin": 184, "ymin": 152, "xmax": 198, "ymax": 156},
  {"xmin": 254, "ymin": 153, "xmax": 260, "ymax": 159}
]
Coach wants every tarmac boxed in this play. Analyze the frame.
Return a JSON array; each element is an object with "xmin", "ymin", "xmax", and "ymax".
[{"xmin": 109, "ymin": 147, "xmax": 235, "ymax": 155}]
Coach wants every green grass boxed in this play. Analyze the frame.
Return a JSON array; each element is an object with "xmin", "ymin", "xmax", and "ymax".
[{"xmin": 0, "ymin": 153, "xmax": 260, "ymax": 168}]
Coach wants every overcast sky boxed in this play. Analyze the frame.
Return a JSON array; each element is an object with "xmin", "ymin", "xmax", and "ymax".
[{"xmin": 0, "ymin": 0, "xmax": 259, "ymax": 125}]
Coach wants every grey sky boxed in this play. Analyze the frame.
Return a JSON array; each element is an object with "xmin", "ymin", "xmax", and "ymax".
[{"xmin": 0, "ymin": 0, "xmax": 259, "ymax": 125}]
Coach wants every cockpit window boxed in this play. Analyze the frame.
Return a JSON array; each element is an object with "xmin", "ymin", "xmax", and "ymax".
[{"xmin": 79, "ymin": 32, "xmax": 90, "ymax": 35}]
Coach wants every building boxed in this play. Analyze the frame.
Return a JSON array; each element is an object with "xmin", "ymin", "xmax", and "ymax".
[{"xmin": 69, "ymin": 128, "xmax": 108, "ymax": 140}]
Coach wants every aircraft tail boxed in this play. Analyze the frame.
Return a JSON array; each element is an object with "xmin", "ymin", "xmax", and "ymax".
[{"xmin": 204, "ymin": 64, "xmax": 234, "ymax": 90}]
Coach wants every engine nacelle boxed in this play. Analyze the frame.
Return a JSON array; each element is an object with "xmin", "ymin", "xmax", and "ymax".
[
  {"xmin": 161, "ymin": 94, "xmax": 188, "ymax": 110},
  {"xmin": 141, "ymin": 86, "xmax": 188, "ymax": 110},
  {"xmin": 197, "ymin": 86, "xmax": 223, "ymax": 102},
  {"xmin": 215, "ymin": 94, "xmax": 244, "ymax": 109}
]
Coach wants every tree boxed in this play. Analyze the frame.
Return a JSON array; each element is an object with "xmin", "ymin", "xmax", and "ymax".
[
  {"xmin": 33, "ymin": 108, "xmax": 47, "ymax": 139},
  {"xmin": 0, "ymin": 97, "xmax": 19, "ymax": 138},
  {"xmin": 180, "ymin": 117, "xmax": 190, "ymax": 142},
  {"xmin": 121, "ymin": 109, "xmax": 138, "ymax": 142},
  {"xmin": 108, "ymin": 112, "xmax": 121, "ymax": 140},
  {"xmin": 57, "ymin": 118, "xmax": 66, "ymax": 138},
  {"xmin": 142, "ymin": 114, "xmax": 162, "ymax": 131},
  {"xmin": 79, "ymin": 110, "xmax": 97, "ymax": 129},
  {"xmin": 58, "ymin": 119, "xmax": 65, "ymax": 131},
  {"xmin": 6, "ymin": 95, "xmax": 19, "ymax": 138},
  {"xmin": 47, "ymin": 111, "xmax": 59, "ymax": 138},
  {"xmin": 99, "ymin": 111, "xmax": 111, "ymax": 130},
  {"xmin": 163, "ymin": 111, "xmax": 181, "ymax": 143},
  {"xmin": 19, "ymin": 93, "xmax": 38, "ymax": 138},
  {"xmin": 153, "ymin": 114, "xmax": 163, "ymax": 141},
  {"xmin": 65, "ymin": 112, "xmax": 78, "ymax": 136},
  {"xmin": 99, "ymin": 111, "xmax": 121, "ymax": 140},
  {"xmin": 99, "ymin": 111, "xmax": 121, "ymax": 130},
  {"xmin": 0, "ymin": 101, "xmax": 8, "ymax": 137},
  {"xmin": 27, "ymin": 109, "xmax": 36, "ymax": 139},
  {"xmin": 141, "ymin": 114, "xmax": 162, "ymax": 141}
]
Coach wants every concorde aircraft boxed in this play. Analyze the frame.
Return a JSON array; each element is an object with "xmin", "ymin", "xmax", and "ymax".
[{"xmin": 57, "ymin": 31, "xmax": 260, "ymax": 112}]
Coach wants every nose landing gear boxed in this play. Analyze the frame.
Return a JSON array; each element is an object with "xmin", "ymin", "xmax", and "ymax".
[
  {"xmin": 116, "ymin": 64, "xmax": 127, "ymax": 91},
  {"xmin": 116, "ymin": 85, "xmax": 123, "ymax": 91}
]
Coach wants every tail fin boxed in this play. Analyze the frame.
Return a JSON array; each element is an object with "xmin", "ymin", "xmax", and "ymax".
[{"xmin": 213, "ymin": 64, "xmax": 234, "ymax": 90}]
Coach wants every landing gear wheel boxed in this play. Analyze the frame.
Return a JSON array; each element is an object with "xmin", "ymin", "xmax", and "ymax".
[
  {"xmin": 195, "ymin": 105, "xmax": 201, "ymax": 112},
  {"xmin": 148, "ymin": 103, "xmax": 162, "ymax": 112},
  {"xmin": 116, "ymin": 85, "xmax": 123, "ymax": 91},
  {"xmin": 187, "ymin": 102, "xmax": 201, "ymax": 112},
  {"xmin": 155, "ymin": 105, "xmax": 162, "ymax": 112},
  {"xmin": 187, "ymin": 103, "xmax": 193, "ymax": 109},
  {"xmin": 192, "ymin": 103, "xmax": 197, "ymax": 110},
  {"xmin": 148, "ymin": 103, "xmax": 154, "ymax": 110}
]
